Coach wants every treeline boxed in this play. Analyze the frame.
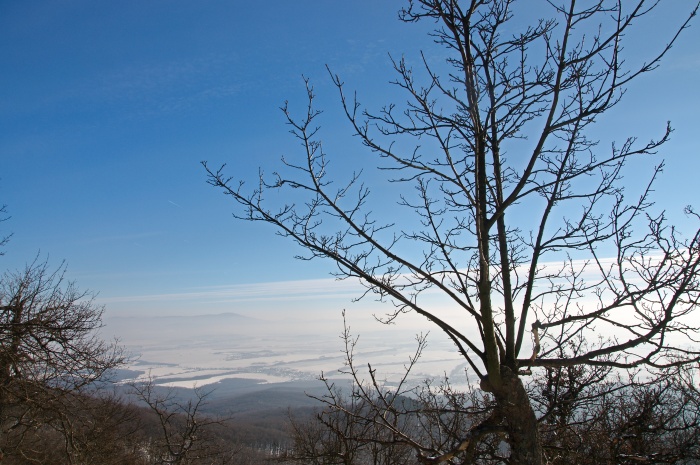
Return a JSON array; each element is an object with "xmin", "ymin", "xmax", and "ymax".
[
  {"xmin": 2, "ymin": 364, "xmax": 698, "ymax": 464},
  {"xmin": 0, "ymin": 380, "xmax": 292, "ymax": 464},
  {"xmin": 279, "ymin": 365, "xmax": 700, "ymax": 464}
]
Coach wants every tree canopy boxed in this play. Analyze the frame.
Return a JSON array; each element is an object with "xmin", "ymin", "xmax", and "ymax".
[{"xmin": 205, "ymin": 1, "xmax": 700, "ymax": 463}]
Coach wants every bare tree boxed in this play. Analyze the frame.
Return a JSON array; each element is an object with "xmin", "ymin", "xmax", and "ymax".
[
  {"xmin": 281, "ymin": 318, "xmax": 502, "ymax": 465},
  {"xmin": 204, "ymin": 1, "xmax": 700, "ymax": 464},
  {"xmin": 282, "ymin": 317, "xmax": 426, "ymax": 465},
  {"xmin": 530, "ymin": 352, "xmax": 700, "ymax": 464},
  {"xmin": 13, "ymin": 388, "xmax": 147, "ymax": 465},
  {"xmin": 0, "ymin": 203, "xmax": 11, "ymax": 256},
  {"xmin": 282, "ymin": 332, "xmax": 700, "ymax": 464},
  {"xmin": 0, "ymin": 256, "xmax": 126, "ymax": 460},
  {"xmin": 131, "ymin": 376, "xmax": 237, "ymax": 465}
]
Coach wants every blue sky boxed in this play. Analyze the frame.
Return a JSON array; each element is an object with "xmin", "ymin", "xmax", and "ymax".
[{"xmin": 1, "ymin": 1, "xmax": 699, "ymax": 320}]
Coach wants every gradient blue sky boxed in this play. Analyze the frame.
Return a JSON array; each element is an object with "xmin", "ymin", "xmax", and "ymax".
[{"xmin": 1, "ymin": 1, "xmax": 699, "ymax": 319}]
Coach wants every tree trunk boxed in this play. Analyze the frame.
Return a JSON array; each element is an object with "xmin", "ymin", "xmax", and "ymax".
[{"xmin": 492, "ymin": 367, "xmax": 544, "ymax": 465}]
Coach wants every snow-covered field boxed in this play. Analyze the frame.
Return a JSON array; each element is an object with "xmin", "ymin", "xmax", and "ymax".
[{"xmin": 104, "ymin": 312, "xmax": 473, "ymax": 393}]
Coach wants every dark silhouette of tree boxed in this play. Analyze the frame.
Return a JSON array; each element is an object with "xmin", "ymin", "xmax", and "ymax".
[
  {"xmin": 0, "ymin": 257, "xmax": 126, "ymax": 461},
  {"xmin": 280, "ymin": 332, "xmax": 699, "ymax": 464},
  {"xmin": 529, "ymin": 348, "xmax": 700, "ymax": 464},
  {"xmin": 280, "ymin": 319, "xmax": 503, "ymax": 465},
  {"xmin": 205, "ymin": 1, "xmax": 700, "ymax": 463},
  {"xmin": 131, "ymin": 376, "xmax": 237, "ymax": 465},
  {"xmin": 0, "ymin": 388, "xmax": 147, "ymax": 465},
  {"xmin": 0, "ymin": 203, "xmax": 10, "ymax": 256}
]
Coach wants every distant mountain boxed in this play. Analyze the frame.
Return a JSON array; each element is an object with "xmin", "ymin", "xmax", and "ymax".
[
  {"xmin": 161, "ymin": 312, "xmax": 261, "ymax": 321},
  {"xmin": 107, "ymin": 311, "xmax": 262, "ymax": 323},
  {"xmin": 103, "ymin": 312, "xmax": 266, "ymax": 343}
]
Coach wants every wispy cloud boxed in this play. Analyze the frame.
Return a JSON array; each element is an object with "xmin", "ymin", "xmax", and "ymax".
[
  {"xmin": 98, "ymin": 255, "xmax": 643, "ymax": 315},
  {"xmin": 98, "ymin": 277, "xmax": 365, "ymax": 305}
]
